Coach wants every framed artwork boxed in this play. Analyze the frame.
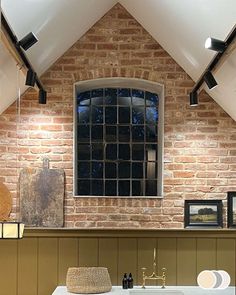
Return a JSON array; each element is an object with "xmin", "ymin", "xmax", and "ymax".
[
  {"xmin": 184, "ymin": 200, "xmax": 223, "ymax": 228},
  {"xmin": 227, "ymin": 191, "xmax": 236, "ymax": 228}
]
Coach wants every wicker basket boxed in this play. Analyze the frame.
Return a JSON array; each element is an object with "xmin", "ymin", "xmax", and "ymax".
[{"xmin": 66, "ymin": 267, "xmax": 112, "ymax": 294}]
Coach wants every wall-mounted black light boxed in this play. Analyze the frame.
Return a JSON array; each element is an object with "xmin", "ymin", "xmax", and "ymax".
[
  {"xmin": 25, "ymin": 69, "xmax": 36, "ymax": 86},
  {"xmin": 189, "ymin": 26, "xmax": 236, "ymax": 106},
  {"xmin": 18, "ymin": 32, "xmax": 38, "ymax": 51},
  {"xmin": 189, "ymin": 91, "xmax": 198, "ymax": 106},
  {"xmin": 204, "ymin": 71, "xmax": 218, "ymax": 89},
  {"xmin": 39, "ymin": 89, "xmax": 47, "ymax": 104},
  {"xmin": 205, "ymin": 37, "xmax": 227, "ymax": 52},
  {"xmin": 1, "ymin": 13, "xmax": 46, "ymax": 104}
]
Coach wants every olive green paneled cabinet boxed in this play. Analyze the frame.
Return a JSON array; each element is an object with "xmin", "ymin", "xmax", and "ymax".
[{"xmin": 0, "ymin": 229, "xmax": 235, "ymax": 295}]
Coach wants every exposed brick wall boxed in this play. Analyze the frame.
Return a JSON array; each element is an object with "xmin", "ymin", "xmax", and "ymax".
[{"xmin": 1, "ymin": 3, "xmax": 236, "ymax": 228}]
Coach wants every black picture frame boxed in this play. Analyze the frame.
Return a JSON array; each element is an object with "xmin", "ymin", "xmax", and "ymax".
[
  {"xmin": 227, "ymin": 192, "xmax": 236, "ymax": 228},
  {"xmin": 184, "ymin": 200, "xmax": 223, "ymax": 228}
]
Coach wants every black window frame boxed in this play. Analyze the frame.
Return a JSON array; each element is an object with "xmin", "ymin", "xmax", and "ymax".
[{"xmin": 74, "ymin": 85, "xmax": 163, "ymax": 198}]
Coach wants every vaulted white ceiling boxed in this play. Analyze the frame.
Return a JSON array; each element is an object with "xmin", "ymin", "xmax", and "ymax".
[{"xmin": 1, "ymin": 0, "xmax": 236, "ymax": 119}]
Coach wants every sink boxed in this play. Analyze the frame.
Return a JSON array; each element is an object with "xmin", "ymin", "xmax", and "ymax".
[{"xmin": 129, "ymin": 289, "xmax": 184, "ymax": 295}]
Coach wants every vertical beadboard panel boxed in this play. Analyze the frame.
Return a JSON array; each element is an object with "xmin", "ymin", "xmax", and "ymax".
[
  {"xmin": 177, "ymin": 238, "xmax": 197, "ymax": 285},
  {"xmin": 118, "ymin": 238, "xmax": 138, "ymax": 286},
  {"xmin": 137, "ymin": 238, "xmax": 157, "ymax": 286},
  {"xmin": 78, "ymin": 238, "xmax": 99, "ymax": 266},
  {"xmin": 0, "ymin": 240, "xmax": 17, "ymax": 295},
  {"xmin": 38, "ymin": 238, "xmax": 58, "ymax": 295},
  {"xmin": 18, "ymin": 238, "xmax": 38, "ymax": 295},
  {"xmin": 217, "ymin": 238, "xmax": 235, "ymax": 285},
  {"xmin": 196, "ymin": 238, "xmax": 216, "ymax": 275},
  {"xmin": 58, "ymin": 238, "xmax": 78, "ymax": 285},
  {"xmin": 99, "ymin": 238, "xmax": 118, "ymax": 285},
  {"xmin": 158, "ymin": 238, "xmax": 177, "ymax": 286}
]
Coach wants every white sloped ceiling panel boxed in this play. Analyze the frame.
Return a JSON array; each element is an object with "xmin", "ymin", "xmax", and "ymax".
[{"xmin": 2, "ymin": 0, "xmax": 118, "ymax": 75}]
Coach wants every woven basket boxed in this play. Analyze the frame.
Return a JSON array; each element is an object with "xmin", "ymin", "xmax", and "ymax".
[{"xmin": 66, "ymin": 267, "xmax": 112, "ymax": 294}]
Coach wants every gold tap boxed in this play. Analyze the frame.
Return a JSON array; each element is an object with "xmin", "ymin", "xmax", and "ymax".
[{"xmin": 141, "ymin": 248, "xmax": 167, "ymax": 289}]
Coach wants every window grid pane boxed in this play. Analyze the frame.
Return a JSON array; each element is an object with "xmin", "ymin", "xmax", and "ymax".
[{"xmin": 76, "ymin": 88, "xmax": 159, "ymax": 196}]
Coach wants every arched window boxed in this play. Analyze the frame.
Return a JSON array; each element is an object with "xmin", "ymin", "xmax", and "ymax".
[{"xmin": 74, "ymin": 78, "xmax": 164, "ymax": 198}]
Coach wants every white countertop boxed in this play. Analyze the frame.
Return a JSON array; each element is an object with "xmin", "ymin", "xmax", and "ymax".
[{"xmin": 52, "ymin": 286, "xmax": 235, "ymax": 295}]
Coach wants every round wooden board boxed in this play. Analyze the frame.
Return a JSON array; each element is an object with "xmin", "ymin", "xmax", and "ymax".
[{"xmin": 0, "ymin": 182, "xmax": 12, "ymax": 221}]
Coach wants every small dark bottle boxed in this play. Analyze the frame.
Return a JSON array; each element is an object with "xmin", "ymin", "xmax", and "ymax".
[
  {"xmin": 128, "ymin": 273, "xmax": 133, "ymax": 288},
  {"xmin": 122, "ymin": 273, "xmax": 128, "ymax": 289}
]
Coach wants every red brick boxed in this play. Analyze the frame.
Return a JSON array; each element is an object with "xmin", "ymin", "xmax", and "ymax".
[
  {"xmin": 1, "ymin": 3, "xmax": 236, "ymax": 229},
  {"xmin": 119, "ymin": 29, "xmax": 141, "ymax": 35},
  {"xmin": 97, "ymin": 44, "xmax": 118, "ymax": 50}
]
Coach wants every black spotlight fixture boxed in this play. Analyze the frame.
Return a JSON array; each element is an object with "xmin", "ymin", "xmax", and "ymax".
[
  {"xmin": 25, "ymin": 69, "xmax": 36, "ymax": 86},
  {"xmin": 39, "ymin": 89, "xmax": 47, "ymax": 104},
  {"xmin": 18, "ymin": 32, "xmax": 38, "ymax": 51},
  {"xmin": 204, "ymin": 71, "xmax": 218, "ymax": 89},
  {"xmin": 205, "ymin": 37, "xmax": 227, "ymax": 52},
  {"xmin": 190, "ymin": 91, "xmax": 198, "ymax": 106}
]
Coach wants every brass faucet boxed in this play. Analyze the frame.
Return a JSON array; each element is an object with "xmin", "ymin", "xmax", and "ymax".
[{"xmin": 141, "ymin": 248, "xmax": 167, "ymax": 288}]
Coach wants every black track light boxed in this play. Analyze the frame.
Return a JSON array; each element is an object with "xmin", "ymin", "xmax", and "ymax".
[
  {"xmin": 204, "ymin": 71, "xmax": 218, "ymax": 89},
  {"xmin": 18, "ymin": 32, "xmax": 38, "ymax": 51},
  {"xmin": 205, "ymin": 37, "xmax": 227, "ymax": 52},
  {"xmin": 190, "ymin": 91, "xmax": 198, "ymax": 106},
  {"xmin": 25, "ymin": 69, "xmax": 36, "ymax": 86},
  {"xmin": 39, "ymin": 89, "xmax": 47, "ymax": 104}
]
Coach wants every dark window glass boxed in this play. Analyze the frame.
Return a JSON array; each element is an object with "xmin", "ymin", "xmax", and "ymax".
[
  {"xmin": 132, "ymin": 162, "xmax": 143, "ymax": 178},
  {"xmin": 132, "ymin": 89, "xmax": 144, "ymax": 98},
  {"xmin": 132, "ymin": 125, "xmax": 144, "ymax": 142},
  {"xmin": 118, "ymin": 97, "xmax": 131, "ymax": 105},
  {"xmin": 91, "ymin": 180, "xmax": 103, "ymax": 196},
  {"xmin": 92, "ymin": 106, "xmax": 103, "ymax": 123},
  {"xmin": 105, "ymin": 162, "xmax": 117, "ymax": 178},
  {"xmin": 91, "ymin": 89, "xmax": 103, "ymax": 98},
  {"xmin": 118, "ymin": 89, "xmax": 131, "ymax": 105},
  {"xmin": 119, "ymin": 126, "xmax": 130, "ymax": 142},
  {"xmin": 132, "ymin": 144, "xmax": 144, "ymax": 160},
  {"xmin": 132, "ymin": 89, "xmax": 144, "ymax": 105},
  {"xmin": 78, "ymin": 162, "xmax": 90, "ymax": 178},
  {"xmin": 132, "ymin": 180, "xmax": 143, "ymax": 196},
  {"xmin": 146, "ymin": 91, "xmax": 158, "ymax": 106},
  {"xmin": 92, "ymin": 162, "xmax": 103, "ymax": 178},
  {"xmin": 77, "ymin": 180, "xmax": 90, "ymax": 195},
  {"xmin": 78, "ymin": 91, "xmax": 90, "ymax": 105},
  {"xmin": 119, "ymin": 144, "xmax": 130, "ymax": 160},
  {"xmin": 77, "ymin": 125, "xmax": 90, "ymax": 142},
  {"xmin": 145, "ymin": 180, "xmax": 157, "ymax": 196},
  {"xmin": 105, "ymin": 107, "xmax": 117, "ymax": 124},
  {"xmin": 92, "ymin": 144, "xmax": 103, "ymax": 160},
  {"xmin": 75, "ymin": 87, "xmax": 159, "ymax": 197},
  {"xmin": 105, "ymin": 180, "xmax": 117, "ymax": 196},
  {"xmin": 105, "ymin": 126, "xmax": 117, "ymax": 142},
  {"xmin": 78, "ymin": 106, "xmax": 90, "ymax": 124},
  {"xmin": 118, "ymin": 88, "xmax": 131, "ymax": 97},
  {"xmin": 132, "ymin": 107, "xmax": 144, "ymax": 124},
  {"xmin": 146, "ymin": 125, "xmax": 157, "ymax": 142},
  {"xmin": 105, "ymin": 88, "xmax": 117, "ymax": 105},
  {"xmin": 106, "ymin": 144, "xmax": 117, "ymax": 160},
  {"xmin": 91, "ymin": 125, "xmax": 103, "ymax": 142},
  {"xmin": 78, "ymin": 144, "xmax": 90, "ymax": 160},
  {"xmin": 119, "ymin": 107, "xmax": 130, "ymax": 124},
  {"xmin": 146, "ymin": 107, "xmax": 158, "ymax": 124},
  {"xmin": 118, "ymin": 180, "xmax": 130, "ymax": 196},
  {"xmin": 91, "ymin": 97, "xmax": 103, "ymax": 105},
  {"xmin": 118, "ymin": 162, "xmax": 130, "ymax": 178}
]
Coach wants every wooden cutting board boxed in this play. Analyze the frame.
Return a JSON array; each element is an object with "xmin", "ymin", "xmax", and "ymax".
[
  {"xmin": 19, "ymin": 158, "xmax": 65, "ymax": 227},
  {"xmin": 0, "ymin": 182, "xmax": 12, "ymax": 221}
]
